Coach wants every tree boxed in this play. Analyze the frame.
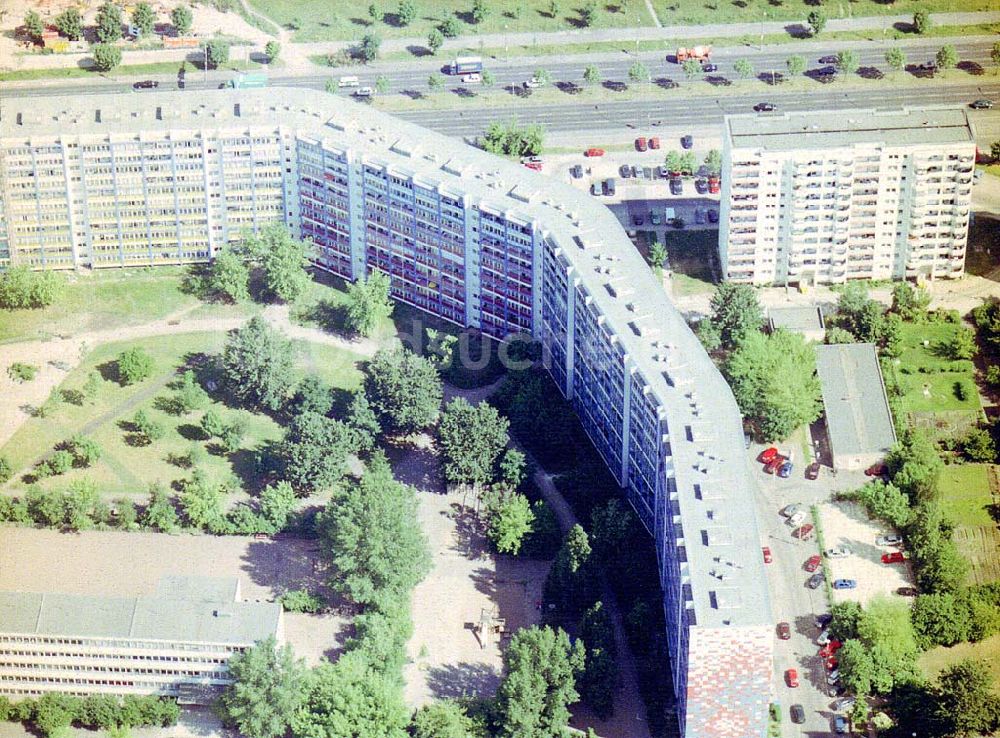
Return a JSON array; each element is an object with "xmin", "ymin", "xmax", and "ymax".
[
  {"xmin": 579, "ymin": 0, "xmax": 598, "ymax": 26},
  {"xmin": 411, "ymin": 702, "xmax": 475, "ymax": 738},
  {"xmin": 890, "ymin": 282, "xmax": 930, "ymax": 320},
  {"xmin": 375, "ymin": 74, "xmax": 390, "ymax": 94},
  {"xmin": 907, "ymin": 500, "xmax": 968, "ymax": 594},
  {"xmin": 709, "ymin": 283, "xmax": 763, "ymax": 349},
  {"xmin": 471, "ymin": 0, "xmax": 489, "ymax": 23},
  {"xmin": 427, "ymin": 72, "xmax": 444, "ymax": 93},
  {"xmin": 208, "ymin": 248, "xmax": 250, "ymax": 302},
  {"xmin": 131, "ymin": 409, "xmax": 165, "ymax": 445},
  {"xmin": 143, "ymin": 483, "xmax": 179, "ymax": 532},
  {"xmin": 0, "ymin": 456, "xmax": 12, "ymax": 484},
  {"xmin": 23, "ymin": 10, "xmax": 44, "ymax": 42},
  {"xmin": 726, "ymin": 329, "xmax": 822, "ymax": 441},
  {"xmin": 242, "ymin": 224, "xmax": 312, "ymax": 303},
  {"xmin": 836, "ymin": 50, "xmax": 860, "ymax": 77},
  {"xmin": 0, "ymin": 266, "xmax": 62, "ymax": 309},
  {"xmin": 485, "ymin": 490, "xmax": 535, "ymax": 555},
  {"xmin": 81, "ymin": 371, "xmax": 101, "ymax": 404},
  {"xmin": 346, "ymin": 391, "xmax": 381, "ymax": 452},
  {"xmin": 648, "ymin": 241, "xmax": 667, "ymax": 271},
  {"xmin": 49, "ymin": 450, "xmax": 74, "ymax": 475},
  {"xmin": 682, "ymin": 58, "xmax": 702, "ymax": 80},
  {"xmin": 578, "ymin": 601, "xmax": 617, "ymax": 719},
  {"xmin": 172, "ymin": 370, "xmax": 209, "ymax": 414},
  {"xmin": 205, "ymin": 39, "xmax": 231, "ymax": 69},
  {"xmin": 34, "ymin": 693, "xmax": 78, "ymax": 737},
  {"xmin": 264, "ymin": 40, "xmax": 281, "ymax": 63},
  {"xmin": 201, "ymin": 407, "xmax": 226, "ymax": 438},
  {"xmin": 911, "ymin": 592, "xmax": 971, "ymax": 647},
  {"xmin": 885, "ymin": 46, "xmax": 907, "ymax": 76},
  {"xmin": 345, "ymin": 270, "xmax": 393, "ymax": 337},
  {"xmin": 480, "ymin": 120, "xmax": 545, "ymax": 157},
  {"xmin": 364, "ymin": 348, "xmax": 442, "ymax": 434},
  {"xmin": 704, "ymin": 149, "xmax": 722, "ymax": 176},
  {"xmin": 68, "ymin": 434, "xmax": 102, "ymax": 468},
  {"xmin": 962, "ymin": 425, "xmax": 997, "ymax": 463},
  {"xmin": 993, "ymin": 41, "xmax": 1000, "ymax": 73},
  {"xmin": 397, "ymin": 0, "xmax": 417, "ymax": 26},
  {"xmin": 807, "ymin": 9, "xmax": 826, "ymax": 36},
  {"xmin": 223, "ymin": 317, "xmax": 296, "ymax": 411},
  {"xmin": 92, "ymin": 43, "xmax": 123, "ymax": 72},
  {"xmin": 498, "ymin": 448, "xmax": 524, "ymax": 489},
  {"xmin": 117, "ymin": 347, "xmax": 155, "ymax": 385},
  {"xmin": 583, "ymin": 64, "xmax": 601, "ymax": 85},
  {"xmin": 54, "ymin": 8, "xmax": 83, "ymax": 40},
  {"xmin": 497, "ymin": 626, "xmax": 585, "ymax": 738},
  {"xmin": 913, "ymin": 9, "xmax": 930, "ymax": 34},
  {"xmin": 221, "ymin": 636, "xmax": 304, "ymax": 738},
  {"xmin": 280, "ymin": 412, "xmax": 353, "ymax": 492},
  {"xmin": 96, "ymin": 2, "xmax": 124, "ymax": 42},
  {"xmin": 852, "ymin": 479, "xmax": 912, "ymax": 528},
  {"xmin": 628, "ymin": 61, "xmax": 650, "ymax": 85},
  {"xmin": 937, "ymin": 659, "xmax": 1000, "ymax": 736},
  {"xmin": 427, "ymin": 28, "xmax": 444, "ymax": 54},
  {"xmin": 734, "ymin": 58, "xmax": 754, "ymax": 79},
  {"xmin": 288, "ymin": 375, "xmax": 333, "ymax": 417},
  {"xmin": 886, "ymin": 428, "xmax": 943, "ymax": 502},
  {"xmin": 368, "ymin": 3, "xmax": 383, "ymax": 24},
  {"xmin": 545, "ymin": 524, "xmax": 597, "ymax": 614},
  {"xmin": 438, "ymin": 397, "xmax": 509, "ymax": 487},
  {"xmin": 317, "ymin": 453, "xmax": 431, "ymax": 608},
  {"xmin": 291, "ymin": 651, "xmax": 409, "ymax": 738},
  {"xmin": 946, "ymin": 325, "xmax": 976, "ymax": 359},
  {"xmin": 180, "ymin": 470, "xmax": 223, "ymax": 529},
  {"xmin": 548, "ymin": 0, "xmax": 560, "ymax": 18},
  {"xmin": 973, "ymin": 297, "xmax": 1000, "ymax": 352},
  {"xmin": 171, "ymin": 5, "xmax": 193, "ymax": 35},
  {"xmin": 132, "ymin": 2, "xmax": 155, "ymax": 36},
  {"xmin": 785, "ymin": 54, "xmax": 806, "ymax": 77},
  {"xmin": 936, "ymin": 44, "xmax": 958, "ymax": 71},
  {"xmin": 258, "ymin": 481, "xmax": 297, "ymax": 532},
  {"xmin": 481, "ymin": 68, "xmax": 495, "ymax": 88},
  {"xmin": 440, "ymin": 15, "xmax": 459, "ymax": 36}
]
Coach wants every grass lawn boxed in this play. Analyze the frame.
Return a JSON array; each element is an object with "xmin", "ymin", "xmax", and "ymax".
[
  {"xmin": 252, "ymin": 0, "xmax": 656, "ymax": 42},
  {"xmin": 0, "ymin": 59, "xmax": 263, "ymax": 83},
  {"xmin": 939, "ymin": 463, "xmax": 996, "ymax": 528},
  {"xmin": 663, "ymin": 229, "xmax": 719, "ymax": 296},
  {"xmin": 919, "ymin": 633, "xmax": 1000, "ymax": 690},
  {"xmin": 0, "ymin": 331, "xmax": 365, "ymax": 501},
  {"xmin": 0, "ymin": 268, "xmax": 205, "ymax": 344},
  {"xmin": 892, "ymin": 320, "xmax": 982, "ymax": 416}
]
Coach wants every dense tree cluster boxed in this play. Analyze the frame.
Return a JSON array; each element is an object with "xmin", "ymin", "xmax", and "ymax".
[
  {"xmin": 222, "ymin": 317, "xmax": 297, "ymax": 411},
  {"xmin": 345, "ymin": 271, "xmax": 394, "ymax": 337},
  {"xmin": 0, "ymin": 693, "xmax": 177, "ymax": 736},
  {"xmin": 0, "ymin": 266, "xmax": 63, "ymax": 310},
  {"xmin": 835, "ymin": 597, "xmax": 920, "ymax": 697},
  {"xmin": 480, "ymin": 121, "xmax": 545, "ymax": 158},
  {"xmin": 364, "ymin": 348, "xmax": 442, "ymax": 434}
]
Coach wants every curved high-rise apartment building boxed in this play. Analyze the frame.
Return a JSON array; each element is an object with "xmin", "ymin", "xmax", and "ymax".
[{"xmin": 0, "ymin": 89, "xmax": 773, "ymax": 737}]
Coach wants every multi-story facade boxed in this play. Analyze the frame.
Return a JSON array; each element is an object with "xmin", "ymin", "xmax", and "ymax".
[
  {"xmin": 0, "ymin": 576, "xmax": 282, "ymax": 701},
  {"xmin": 719, "ymin": 108, "xmax": 975, "ymax": 285},
  {"xmin": 0, "ymin": 89, "xmax": 772, "ymax": 738}
]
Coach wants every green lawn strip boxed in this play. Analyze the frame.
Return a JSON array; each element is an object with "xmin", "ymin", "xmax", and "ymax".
[
  {"xmin": 918, "ymin": 632, "xmax": 1000, "ymax": 689},
  {"xmin": 367, "ymin": 22, "xmax": 1000, "ymax": 62},
  {"xmin": 0, "ymin": 268, "xmax": 199, "ymax": 344},
  {"xmin": 0, "ymin": 58, "xmax": 263, "ymax": 83},
  {"xmin": 938, "ymin": 463, "xmax": 994, "ymax": 527},
  {"xmin": 370, "ymin": 66, "xmax": 986, "ymax": 114},
  {"xmin": 811, "ymin": 504, "xmax": 834, "ymax": 607}
]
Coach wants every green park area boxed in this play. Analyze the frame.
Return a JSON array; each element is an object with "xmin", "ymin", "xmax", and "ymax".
[
  {"xmin": 919, "ymin": 632, "xmax": 1000, "ymax": 688},
  {"xmin": 939, "ymin": 463, "xmax": 1000, "ymax": 586},
  {"xmin": 662, "ymin": 229, "xmax": 719, "ymax": 296}
]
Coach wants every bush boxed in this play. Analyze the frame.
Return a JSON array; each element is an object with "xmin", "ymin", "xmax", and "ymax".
[
  {"xmin": 278, "ymin": 589, "xmax": 325, "ymax": 613},
  {"xmin": 0, "ymin": 266, "xmax": 62, "ymax": 309},
  {"xmin": 954, "ymin": 380, "xmax": 970, "ymax": 401},
  {"xmin": 8, "ymin": 362, "xmax": 38, "ymax": 382},
  {"xmin": 0, "ymin": 456, "xmax": 12, "ymax": 483},
  {"xmin": 48, "ymin": 450, "xmax": 74, "ymax": 475},
  {"xmin": 117, "ymin": 347, "xmax": 155, "ymax": 385}
]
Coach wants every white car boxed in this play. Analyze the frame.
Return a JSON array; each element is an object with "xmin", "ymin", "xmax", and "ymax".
[
  {"xmin": 337, "ymin": 76, "xmax": 360, "ymax": 88},
  {"xmin": 787, "ymin": 511, "xmax": 807, "ymax": 527},
  {"xmin": 524, "ymin": 77, "xmax": 544, "ymax": 88},
  {"xmin": 827, "ymin": 669, "xmax": 841, "ymax": 685},
  {"xmin": 825, "ymin": 546, "xmax": 851, "ymax": 559},
  {"xmin": 461, "ymin": 73, "xmax": 482, "ymax": 83},
  {"xmin": 816, "ymin": 629, "xmax": 831, "ymax": 646},
  {"xmin": 834, "ymin": 697, "xmax": 856, "ymax": 711},
  {"xmin": 353, "ymin": 87, "xmax": 374, "ymax": 98}
]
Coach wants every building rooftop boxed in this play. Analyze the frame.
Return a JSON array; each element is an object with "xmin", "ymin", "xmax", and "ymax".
[
  {"xmin": 815, "ymin": 343, "xmax": 897, "ymax": 459},
  {"xmin": 725, "ymin": 107, "xmax": 974, "ymax": 152},
  {"xmin": 0, "ymin": 577, "xmax": 279, "ymax": 645},
  {"xmin": 768, "ymin": 306, "xmax": 825, "ymax": 336},
  {"xmin": 0, "ymin": 87, "xmax": 771, "ymax": 630}
]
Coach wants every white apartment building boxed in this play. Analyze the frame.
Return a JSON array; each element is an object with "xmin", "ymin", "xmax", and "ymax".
[
  {"xmin": 719, "ymin": 108, "xmax": 976, "ymax": 285},
  {"xmin": 0, "ymin": 576, "xmax": 282, "ymax": 703}
]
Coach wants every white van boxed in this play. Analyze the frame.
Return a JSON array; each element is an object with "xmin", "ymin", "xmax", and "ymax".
[{"xmin": 338, "ymin": 76, "xmax": 360, "ymax": 88}]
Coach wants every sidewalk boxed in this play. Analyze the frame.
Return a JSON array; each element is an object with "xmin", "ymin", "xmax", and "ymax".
[{"xmin": 4, "ymin": 9, "xmax": 999, "ymax": 73}]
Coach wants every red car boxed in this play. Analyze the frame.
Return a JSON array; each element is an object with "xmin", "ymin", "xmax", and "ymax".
[
  {"xmin": 764, "ymin": 456, "xmax": 786, "ymax": 474},
  {"xmin": 865, "ymin": 462, "xmax": 888, "ymax": 478},
  {"xmin": 826, "ymin": 657, "xmax": 839, "ymax": 671},
  {"xmin": 763, "ymin": 547, "xmax": 773, "ymax": 564},
  {"xmin": 882, "ymin": 551, "xmax": 906, "ymax": 564},
  {"xmin": 708, "ymin": 176, "xmax": 720, "ymax": 194},
  {"xmin": 777, "ymin": 622, "xmax": 791, "ymax": 640},
  {"xmin": 584, "ymin": 148, "xmax": 605, "ymax": 157},
  {"xmin": 793, "ymin": 524, "xmax": 815, "ymax": 541},
  {"xmin": 523, "ymin": 161, "xmax": 542, "ymax": 171},
  {"xmin": 649, "ymin": 136, "xmax": 661, "ymax": 149},
  {"xmin": 785, "ymin": 668, "xmax": 799, "ymax": 688},
  {"xmin": 804, "ymin": 555, "xmax": 822, "ymax": 573},
  {"xmin": 760, "ymin": 447, "xmax": 780, "ymax": 463},
  {"xmin": 636, "ymin": 137, "xmax": 648, "ymax": 151},
  {"xmin": 818, "ymin": 640, "xmax": 842, "ymax": 658}
]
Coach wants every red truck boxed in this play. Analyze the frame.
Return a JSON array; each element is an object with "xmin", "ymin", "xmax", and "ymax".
[{"xmin": 676, "ymin": 45, "xmax": 712, "ymax": 62}]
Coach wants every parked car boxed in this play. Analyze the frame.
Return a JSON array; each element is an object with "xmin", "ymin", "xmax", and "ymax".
[
  {"xmin": 834, "ymin": 696, "xmax": 856, "ymax": 712},
  {"xmin": 785, "ymin": 669, "xmax": 799, "ymax": 688},
  {"xmin": 882, "ymin": 551, "xmax": 905, "ymax": 564},
  {"xmin": 584, "ymin": 148, "xmax": 605, "ymax": 157},
  {"xmin": 620, "ymin": 164, "xmax": 633, "ymax": 178},
  {"xmin": 787, "ymin": 511, "xmax": 807, "ymax": 527},
  {"xmin": 754, "ymin": 101, "xmax": 776, "ymax": 112},
  {"xmin": 827, "ymin": 668, "xmax": 841, "ymax": 685},
  {"xmin": 876, "ymin": 534, "xmax": 903, "ymax": 547},
  {"xmin": 819, "ymin": 640, "xmax": 842, "ymax": 658},
  {"xmin": 897, "ymin": 586, "xmax": 919, "ymax": 597},
  {"xmin": 658, "ymin": 165, "xmax": 670, "ymax": 178},
  {"xmin": 865, "ymin": 462, "xmax": 888, "ymax": 477},
  {"xmin": 778, "ymin": 461, "xmax": 793, "ymax": 478},
  {"xmin": 817, "ymin": 628, "xmax": 832, "ymax": 645},
  {"xmin": 694, "ymin": 208, "xmax": 706, "ymax": 224},
  {"xmin": 815, "ymin": 613, "xmax": 833, "ymax": 629},
  {"xmin": 669, "ymin": 178, "xmax": 683, "ymax": 195},
  {"xmin": 807, "ymin": 572, "xmax": 825, "ymax": 590},
  {"xmin": 833, "ymin": 579, "xmax": 857, "ymax": 590},
  {"xmin": 825, "ymin": 545, "xmax": 851, "ymax": 559},
  {"xmin": 133, "ymin": 80, "xmax": 159, "ymax": 89},
  {"xmin": 761, "ymin": 447, "xmax": 781, "ymax": 464},
  {"xmin": 918, "ymin": 61, "xmax": 937, "ymax": 72},
  {"xmin": 707, "ymin": 209, "xmax": 719, "ymax": 223},
  {"xmin": 650, "ymin": 211, "xmax": 662, "ymax": 225},
  {"xmin": 780, "ymin": 502, "xmax": 802, "ymax": 517},
  {"xmin": 777, "ymin": 621, "xmax": 791, "ymax": 640},
  {"xmin": 524, "ymin": 76, "xmax": 544, "ymax": 88},
  {"xmin": 790, "ymin": 705, "xmax": 805, "ymax": 724},
  {"xmin": 794, "ymin": 524, "xmax": 815, "ymax": 540},
  {"xmin": 763, "ymin": 547, "xmax": 773, "ymax": 564},
  {"xmin": 708, "ymin": 176, "xmax": 720, "ymax": 194},
  {"xmin": 834, "ymin": 715, "xmax": 848, "ymax": 734},
  {"xmin": 602, "ymin": 178, "xmax": 616, "ymax": 196},
  {"xmin": 805, "ymin": 554, "xmax": 822, "ymax": 573},
  {"xmin": 765, "ymin": 456, "xmax": 787, "ymax": 475},
  {"xmin": 970, "ymin": 99, "xmax": 994, "ymax": 109},
  {"xmin": 632, "ymin": 214, "xmax": 644, "ymax": 226},
  {"xmin": 805, "ymin": 462, "xmax": 820, "ymax": 480},
  {"xmin": 636, "ymin": 136, "xmax": 648, "ymax": 151},
  {"xmin": 649, "ymin": 136, "xmax": 661, "ymax": 149},
  {"xmin": 681, "ymin": 134, "xmax": 694, "ymax": 149},
  {"xmin": 523, "ymin": 161, "xmax": 542, "ymax": 171},
  {"xmin": 569, "ymin": 164, "xmax": 584, "ymax": 179},
  {"xmin": 590, "ymin": 182, "xmax": 602, "ymax": 196},
  {"xmin": 695, "ymin": 178, "xmax": 709, "ymax": 194}
]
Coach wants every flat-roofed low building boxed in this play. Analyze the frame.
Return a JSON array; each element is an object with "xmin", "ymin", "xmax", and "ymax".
[
  {"xmin": 768, "ymin": 305, "xmax": 825, "ymax": 343},
  {"xmin": 720, "ymin": 108, "xmax": 975, "ymax": 286},
  {"xmin": 0, "ymin": 576, "xmax": 281, "ymax": 702},
  {"xmin": 815, "ymin": 343, "xmax": 897, "ymax": 470}
]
